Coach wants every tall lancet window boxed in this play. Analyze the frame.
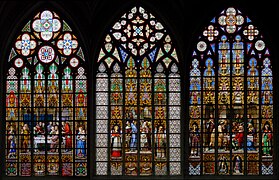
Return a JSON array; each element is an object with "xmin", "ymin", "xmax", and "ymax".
[
  {"xmin": 188, "ymin": 7, "xmax": 273, "ymax": 176},
  {"xmin": 5, "ymin": 10, "xmax": 88, "ymax": 176},
  {"xmin": 95, "ymin": 6, "xmax": 181, "ymax": 176}
]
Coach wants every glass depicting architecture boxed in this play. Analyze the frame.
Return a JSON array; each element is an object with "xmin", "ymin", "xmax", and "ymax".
[
  {"xmin": 5, "ymin": 10, "xmax": 87, "ymax": 176},
  {"xmin": 96, "ymin": 6, "xmax": 181, "ymax": 176},
  {"xmin": 189, "ymin": 7, "xmax": 273, "ymax": 175}
]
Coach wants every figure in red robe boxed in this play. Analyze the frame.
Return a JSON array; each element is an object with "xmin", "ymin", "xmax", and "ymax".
[
  {"xmin": 64, "ymin": 121, "xmax": 72, "ymax": 152},
  {"xmin": 111, "ymin": 125, "xmax": 121, "ymax": 157},
  {"xmin": 233, "ymin": 125, "xmax": 244, "ymax": 150}
]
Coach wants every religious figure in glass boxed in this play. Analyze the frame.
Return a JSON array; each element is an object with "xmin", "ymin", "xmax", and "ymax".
[
  {"xmin": 7, "ymin": 125, "xmax": 16, "ymax": 158},
  {"xmin": 190, "ymin": 122, "xmax": 200, "ymax": 156},
  {"xmin": 155, "ymin": 125, "xmax": 166, "ymax": 159},
  {"xmin": 111, "ymin": 125, "xmax": 122, "ymax": 157},
  {"xmin": 262, "ymin": 123, "xmax": 272, "ymax": 156},
  {"xmin": 76, "ymin": 126, "xmax": 86, "ymax": 157},
  {"xmin": 21, "ymin": 123, "xmax": 30, "ymax": 153}
]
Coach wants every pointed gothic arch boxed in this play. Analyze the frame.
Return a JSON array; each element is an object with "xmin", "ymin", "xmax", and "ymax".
[
  {"xmin": 95, "ymin": 6, "xmax": 181, "ymax": 176},
  {"xmin": 5, "ymin": 9, "xmax": 88, "ymax": 176},
  {"xmin": 188, "ymin": 6, "xmax": 274, "ymax": 176}
]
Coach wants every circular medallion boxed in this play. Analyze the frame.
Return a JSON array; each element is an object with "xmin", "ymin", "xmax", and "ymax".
[
  {"xmin": 255, "ymin": 40, "xmax": 265, "ymax": 51},
  {"xmin": 38, "ymin": 46, "xmax": 55, "ymax": 63},
  {"xmin": 14, "ymin": 58, "xmax": 24, "ymax": 68},
  {"xmin": 70, "ymin": 57, "xmax": 79, "ymax": 67},
  {"xmin": 197, "ymin": 41, "xmax": 207, "ymax": 52}
]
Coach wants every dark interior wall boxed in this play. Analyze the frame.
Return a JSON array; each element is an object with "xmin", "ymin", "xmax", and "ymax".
[{"xmin": 0, "ymin": 0, "xmax": 278, "ymax": 179}]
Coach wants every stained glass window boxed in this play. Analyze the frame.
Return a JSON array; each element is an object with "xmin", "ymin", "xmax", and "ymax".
[
  {"xmin": 96, "ymin": 6, "xmax": 181, "ymax": 176},
  {"xmin": 5, "ymin": 10, "xmax": 88, "ymax": 176},
  {"xmin": 189, "ymin": 7, "xmax": 273, "ymax": 175}
]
